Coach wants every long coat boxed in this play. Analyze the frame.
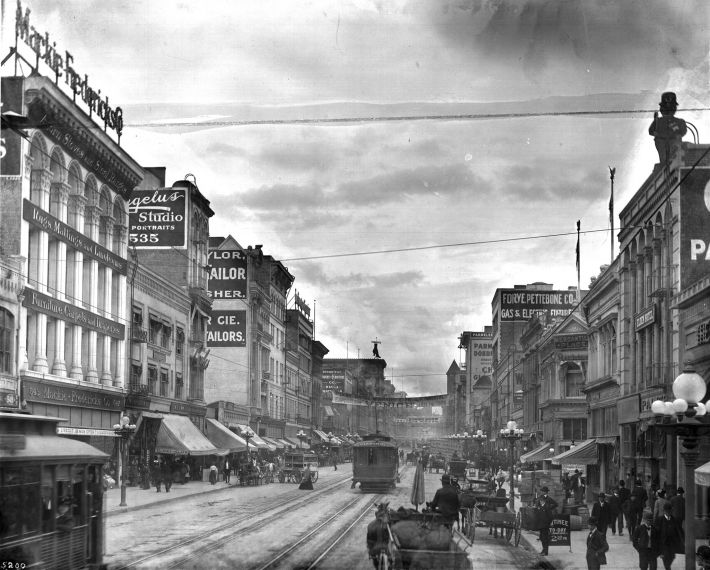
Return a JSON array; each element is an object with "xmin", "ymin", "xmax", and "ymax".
[
  {"xmin": 652, "ymin": 514, "xmax": 684, "ymax": 556},
  {"xmin": 586, "ymin": 527, "xmax": 609, "ymax": 568},
  {"xmin": 591, "ymin": 500, "xmax": 613, "ymax": 529}
]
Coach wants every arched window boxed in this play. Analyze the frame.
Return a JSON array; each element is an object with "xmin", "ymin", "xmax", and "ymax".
[
  {"xmin": 564, "ymin": 362, "xmax": 584, "ymax": 397},
  {"xmin": 0, "ymin": 308, "xmax": 14, "ymax": 374}
]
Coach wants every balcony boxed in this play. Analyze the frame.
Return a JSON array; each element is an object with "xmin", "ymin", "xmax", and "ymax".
[
  {"xmin": 647, "ymin": 273, "xmax": 668, "ymax": 298},
  {"xmin": 129, "ymin": 382, "xmax": 149, "ymax": 395},
  {"xmin": 131, "ymin": 326, "xmax": 148, "ymax": 343}
]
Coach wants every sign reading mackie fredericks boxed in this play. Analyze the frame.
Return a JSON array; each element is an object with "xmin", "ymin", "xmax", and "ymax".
[
  {"xmin": 23, "ymin": 288, "xmax": 125, "ymax": 339},
  {"xmin": 14, "ymin": 1, "xmax": 123, "ymax": 138},
  {"xmin": 128, "ymin": 188, "xmax": 187, "ymax": 248},
  {"xmin": 23, "ymin": 200, "xmax": 127, "ymax": 275}
]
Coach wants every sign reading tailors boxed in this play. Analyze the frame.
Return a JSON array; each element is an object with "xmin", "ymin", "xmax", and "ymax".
[
  {"xmin": 207, "ymin": 310, "xmax": 246, "ymax": 347},
  {"xmin": 498, "ymin": 289, "xmax": 577, "ymax": 322},
  {"xmin": 128, "ymin": 188, "xmax": 186, "ymax": 248},
  {"xmin": 548, "ymin": 515, "xmax": 571, "ymax": 547},
  {"xmin": 680, "ymin": 168, "xmax": 710, "ymax": 289},
  {"xmin": 208, "ymin": 249, "xmax": 247, "ymax": 299}
]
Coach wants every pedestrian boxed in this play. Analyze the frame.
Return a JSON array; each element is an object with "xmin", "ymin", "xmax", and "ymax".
[
  {"xmin": 652, "ymin": 502, "xmax": 684, "ymax": 570},
  {"xmin": 652, "ymin": 489, "xmax": 668, "ymax": 520},
  {"xmin": 632, "ymin": 511, "xmax": 656, "ymax": 570},
  {"xmin": 571, "ymin": 469, "xmax": 580, "ymax": 502},
  {"xmin": 151, "ymin": 456, "xmax": 162, "ymax": 493},
  {"xmin": 534, "ymin": 486, "xmax": 558, "ymax": 556},
  {"xmin": 299, "ymin": 463, "xmax": 314, "ymax": 490},
  {"xmin": 607, "ymin": 489, "xmax": 621, "ymax": 535},
  {"xmin": 669, "ymin": 487, "xmax": 685, "ymax": 529},
  {"xmin": 591, "ymin": 492, "xmax": 613, "ymax": 535},
  {"xmin": 162, "ymin": 460, "xmax": 173, "ymax": 493},
  {"xmin": 209, "ymin": 462, "xmax": 218, "ymax": 485},
  {"xmin": 333, "ymin": 454, "xmax": 338, "ymax": 471},
  {"xmin": 223, "ymin": 458, "xmax": 231, "ymax": 484},
  {"xmin": 618, "ymin": 480, "xmax": 631, "ymax": 537},
  {"xmin": 629, "ymin": 479, "xmax": 648, "ymax": 536},
  {"xmin": 586, "ymin": 516, "xmax": 609, "ymax": 570}
]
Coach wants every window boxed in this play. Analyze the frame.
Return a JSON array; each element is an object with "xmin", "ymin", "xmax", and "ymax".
[
  {"xmin": 564, "ymin": 363, "xmax": 584, "ymax": 397},
  {"xmin": 148, "ymin": 365, "xmax": 157, "ymax": 395},
  {"xmin": 175, "ymin": 373, "xmax": 183, "ymax": 399},
  {"xmin": 160, "ymin": 368, "xmax": 169, "ymax": 397},
  {"xmin": 176, "ymin": 328, "xmax": 184, "ymax": 356},
  {"xmin": 562, "ymin": 418, "xmax": 587, "ymax": 441},
  {"xmin": 0, "ymin": 308, "xmax": 13, "ymax": 374}
]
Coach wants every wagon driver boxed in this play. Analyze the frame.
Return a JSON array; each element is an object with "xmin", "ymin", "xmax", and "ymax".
[{"xmin": 429, "ymin": 474, "xmax": 460, "ymax": 529}]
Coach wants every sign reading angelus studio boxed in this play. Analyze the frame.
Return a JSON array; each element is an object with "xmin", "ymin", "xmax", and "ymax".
[
  {"xmin": 680, "ymin": 168, "xmax": 710, "ymax": 290},
  {"xmin": 128, "ymin": 188, "xmax": 186, "ymax": 248}
]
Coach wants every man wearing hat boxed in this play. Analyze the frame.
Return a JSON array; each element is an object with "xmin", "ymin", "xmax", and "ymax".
[
  {"xmin": 591, "ymin": 492, "xmax": 613, "ymax": 535},
  {"xmin": 652, "ymin": 502, "xmax": 684, "ymax": 570},
  {"xmin": 632, "ymin": 511, "xmax": 655, "ymax": 570},
  {"xmin": 534, "ymin": 486, "xmax": 558, "ymax": 556},
  {"xmin": 429, "ymin": 474, "xmax": 460, "ymax": 529},
  {"xmin": 586, "ymin": 516, "xmax": 609, "ymax": 570},
  {"xmin": 670, "ymin": 487, "xmax": 685, "ymax": 529},
  {"xmin": 648, "ymin": 91, "xmax": 687, "ymax": 165}
]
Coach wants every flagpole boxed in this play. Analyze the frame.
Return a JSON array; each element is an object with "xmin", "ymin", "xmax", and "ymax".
[
  {"xmin": 609, "ymin": 166, "xmax": 616, "ymax": 264},
  {"xmin": 576, "ymin": 220, "xmax": 581, "ymax": 302}
]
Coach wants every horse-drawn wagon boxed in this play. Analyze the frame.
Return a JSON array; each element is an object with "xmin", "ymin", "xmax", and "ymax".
[
  {"xmin": 278, "ymin": 451, "xmax": 319, "ymax": 483},
  {"xmin": 456, "ymin": 479, "xmax": 521, "ymax": 545}
]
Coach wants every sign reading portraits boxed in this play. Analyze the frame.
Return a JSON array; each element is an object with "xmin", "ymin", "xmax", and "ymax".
[
  {"xmin": 680, "ymin": 168, "xmax": 710, "ymax": 290},
  {"xmin": 498, "ymin": 289, "xmax": 577, "ymax": 322},
  {"xmin": 208, "ymin": 249, "xmax": 247, "ymax": 300},
  {"xmin": 23, "ymin": 288, "xmax": 125, "ymax": 339},
  {"xmin": 23, "ymin": 200, "xmax": 127, "ymax": 275},
  {"xmin": 128, "ymin": 188, "xmax": 186, "ymax": 248},
  {"xmin": 206, "ymin": 310, "xmax": 246, "ymax": 347}
]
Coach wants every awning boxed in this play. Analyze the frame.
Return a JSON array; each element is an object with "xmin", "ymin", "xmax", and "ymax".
[
  {"xmin": 312, "ymin": 429, "xmax": 331, "ymax": 443},
  {"xmin": 330, "ymin": 436, "xmax": 343, "ymax": 446},
  {"xmin": 551, "ymin": 439, "xmax": 598, "ymax": 465},
  {"xmin": 205, "ymin": 419, "xmax": 247, "ymax": 453},
  {"xmin": 134, "ymin": 410, "xmax": 163, "ymax": 433},
  {"xmin": 324, "ymin": 406, "xmax": 336, "ymax": 417},
  {"xmin": 262, "ymin": 436, "xmax": 285, "ymax": 450},
  {"xmin": 277, "ymin": 438, "xmax": 296, "ymax": 449},
  {"xmin": 520, "ymin": 442, "xmax": 553, "ymax": 463},
  {"xmin": 156, "ymin": 414, "xmax": 227, "ymax": 456},
  {"xmin": 232, "ymin": 425, "xmax": 269, "ymax": 449},
  {"xmin": 595, "ymin": 436, "xmax": 618, "ymax": 445},
  {"xmin": 284, "ymin": 436, "xmax": 310, "ymax": 450},
  {"xmin": 696, "ymin": 461, "xmax": 710, "ymax": 487}
]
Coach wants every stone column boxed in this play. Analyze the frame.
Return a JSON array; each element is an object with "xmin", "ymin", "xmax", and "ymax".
[
  {"xmin": 30, "ymin": 169, "xmax": 52, "ymax": 373},
  {"xmin": 114, "ymin": 225, "xmax": 128, "ymax": 389},
  {"xmin": 84, "ymin": 204, "xmax": 100, "ymax": 383},
  {"xmin": 100, "ymin": 219, "xmax": 115, "ymax": 385},
  {"xmin": 69, "ymin": 195, "xmax": 87, "ymax": 380},
  {"xmin": 51, "ymin": 182, "xmax": 70, "ymax": 376}
]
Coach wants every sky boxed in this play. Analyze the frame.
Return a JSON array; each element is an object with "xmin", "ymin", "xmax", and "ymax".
[{"xmin": 3, "ymin": 0, "xmax": 709, "ymax": 396}]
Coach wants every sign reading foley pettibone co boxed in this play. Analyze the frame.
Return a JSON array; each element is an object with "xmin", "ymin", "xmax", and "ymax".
[
  {"xmin": 23, "ymin": 288, "xmax": 125, "ymax": 339},
  {"xmin": 23, "ymin": 200, "xmax": 127, "ymax": 275},
  {"xmin": 498, "ymin": 289, "xmax": 577, "ymax": 322},
  {"xmin": 128, "ymin": 188, "xmax": 187, "ymax": 248}
]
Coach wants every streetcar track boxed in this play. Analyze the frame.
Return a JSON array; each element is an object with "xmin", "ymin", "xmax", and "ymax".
[{"xmin": 112, "ymin": 474, "xmax": 352, "ymax": 569}]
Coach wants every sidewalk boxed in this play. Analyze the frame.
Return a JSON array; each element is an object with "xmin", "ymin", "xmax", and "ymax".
[{"xmin": 104, "ymin": 462, "xmax": 352, "ymax": 517}]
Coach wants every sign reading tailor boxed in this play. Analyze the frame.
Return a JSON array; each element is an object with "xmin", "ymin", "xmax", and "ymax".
[
  {"xmin": 499, "ymin": 289, "xmax": 577, "ymax": 322},
  {"xmin": 208, "ymin": 249, "xmax": 247, "ymax": 299},
  {"xmin": 680, "ymin": 168, "xmax": 710, "ymax": 290},
  {"xmin": 128, "ymin": 188, "xmax": 186, "ymax": 248},
  {"xmin": 207, "ymin": 310, "xmax": 246, "ymax": 347},
  {"xmin": 23, "ymin": 288, "xmax": 124, "ymax": 339},
  {"xmin": 23, "ymin": 200, "xmax": 127, "ymax": 275}
]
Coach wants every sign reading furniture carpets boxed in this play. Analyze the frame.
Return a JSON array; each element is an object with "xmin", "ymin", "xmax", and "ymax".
[{"xmin": 23, "ymin": 288, "xmax": 125, "ymax": 339}]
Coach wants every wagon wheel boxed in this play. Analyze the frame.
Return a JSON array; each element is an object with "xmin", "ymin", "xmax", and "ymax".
[
  {"xmin": 505, "ymin": 522, "xmax": 514, "ymax": 542},
  {"xmin": 466, "ymin": 508, "xmax": 476, "ymax": 543},
  {"xmin": 514, "ymin": 511, "xmax": 522, "ymax": 547},
  {"xmin": 311, "ymin": 471, "xmax": 319, "ymax": 482}
]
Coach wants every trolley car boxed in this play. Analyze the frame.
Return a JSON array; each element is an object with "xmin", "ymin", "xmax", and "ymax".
[
  {"xmin": 352, "ymin": 434, "xmax": 399, "ymax": 492},
  {"xmin": 0, "ymin": 412, "xmax": 109, "ymax": 569},
  {"xmin": 278, "ymin": 451, "xmax": 319, "ymax": 483}
]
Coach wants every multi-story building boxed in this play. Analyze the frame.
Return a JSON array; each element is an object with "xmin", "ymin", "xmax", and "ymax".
[
  {"xmin": 0, "ymin": 256, "xmax": 25, "ymax": 409},
  {"xmin": 285, "ymin": 305, "xmax": 314, "ymax": 439},
  {"xmin": 458, "ymin": 328, "xmax": 493, "ymax": 434}
]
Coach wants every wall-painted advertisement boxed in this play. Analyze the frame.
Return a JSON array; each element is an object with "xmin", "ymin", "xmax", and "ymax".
[
  {"xmin": 322, "ymin": 368, "xmax": 346, "ymax": 393},
  {"xmin": 128, "ymin": 188, "xmax": 186, "ymax": 248},
  {"xmin": 208, "ymin": 249, "xmax": 247, "ymax": 300},
  {"xmin": 680, "ymin": 168, "xmax": 710, "ymax": 290},
  {"xmin": 498, "ymin": 289, "xmax": 577, "ymax": 322},
  {"xmin": 206, "ymin": 310, "xmax": 246, "ymax": 347},
  {"xmin": 469, "ymin": 331, "xmax": 493, "ymax": 386}
]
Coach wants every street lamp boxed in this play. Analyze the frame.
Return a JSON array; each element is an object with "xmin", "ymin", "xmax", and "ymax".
[
  {"xmin": 499, "ymin": 420, "xmax": 524, "ymax": 512},
  {"xmin": 297, "ymin": 429, "xmax": 307, "ymax": 449},
  {"xmin": 651, "ymin": 365, "xmax": 710, "ymax": 570},
  {"xmin": 113, "ymin": 412, "xmax": 137, "ymax": 507},
  {"xmin": 327, "ymin": 431, "xmax": 334, "ymax": 467}
]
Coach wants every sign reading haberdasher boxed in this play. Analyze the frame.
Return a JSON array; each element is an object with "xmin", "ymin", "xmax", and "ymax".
[
  {"xmin": 208, "ymin": 249, "xmax": 247, "ymax": 299},
  {"xmin": 680, "ymin": 168, "xmax": 710, "ymax": 289},
  {"xmin": 128, "ymin": 188, "xmax": 187, "ymax": 248}
]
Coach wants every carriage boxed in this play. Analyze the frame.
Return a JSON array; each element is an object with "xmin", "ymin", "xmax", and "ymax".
[
  {"xmin": 352, "ymin": 434, "xmax": 399, "ymax": 492},
  {"xmin": 368, "ymin": 503, "xmax": 472, "ymax": 570},
  {"xmin": 457, "ymin": 479, "xmax": 521, "ymax": 546},
  {"xmin": 428, "ymin": 454, "xmax": 446, "ymax": 473},
  {"xmin": 278, "ymin": 452, "xmax": 319, "ymax": 483},
  {"xmin": 447, "ymin": 460, "xmax": 468, "ymax": 482}
]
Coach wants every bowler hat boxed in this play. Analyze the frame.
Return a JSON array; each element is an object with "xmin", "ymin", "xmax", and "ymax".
[
  {"xmin": 540, "ymin": 486, "xmax": 549, "ymax": 493},
  {"xmin": 441, "ymin": 474, "xmax": 450, "ymax": 484},
  {"xmin": 589, "ymin": 516, "xmax": 598, "ymax": 525},
  {"xmin": 677, "ymin": 487, "xmax": 685, "ymax": 493},
  {"xmin": 598, "ymin": 492, "xmax": 606, "ymax": 498}
]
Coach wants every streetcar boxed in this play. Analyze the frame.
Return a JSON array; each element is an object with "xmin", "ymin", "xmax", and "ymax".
[
  {"xmin": 0, "ymin": 411, "xmax": 109, "ymax": 569},
  {"xmin": 352, "ymin": 433, "xmax": 399, "ymax": 492}
]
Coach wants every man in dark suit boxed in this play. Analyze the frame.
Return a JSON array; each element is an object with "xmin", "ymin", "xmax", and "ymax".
[
  {"xmin": 535, "ymin": 486, "xmax": 558, "ymax": 556},
  {"xmin": 586, "ymin": 516, "xmax": 609, "ymax": 570},
  {"xmin": 429, "ymin": 474, "xmax": 461, "ymax": 529},
  {"xmin": 591, "ymin": 492, "xmax": 613, "ymax": 534},
  {"xmin": 652, "ymin": 502, "xmax": 684, "ymax": 570}
]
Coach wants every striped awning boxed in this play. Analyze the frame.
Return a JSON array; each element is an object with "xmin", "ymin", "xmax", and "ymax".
[
  {"xmin": 262, "ymin": 436, "xmax": 285, "ymax": 450},
  {"xmin": 520, "ymin": 442, "xmax": 554, "ymax": 464},
  {"xmin": 551, "ymin": 439, "xmax": 598, "ymax": 465}
]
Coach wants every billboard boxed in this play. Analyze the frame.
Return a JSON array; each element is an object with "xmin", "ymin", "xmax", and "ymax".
[
  {"xmin": 128, "ymin": 188, "xmax": 186, "ymax": 248},
  {"xmin": 208, "ymin": 249, "xmax": 247, "ymax": 300},
  {"xmin": 468, "ymin": 331, "xmax": 493, "ymax": 385},
  {"xmin": 322, "ymin": 368, "xmax": 346, "ymax": 393},
  {"xmin": 206, "ymin": 310, "xmax": 246, "ymax": 347},
  {"xmin": 498, "ymin": 289, "xmax": 577, "ymax": 322},
  {"xmin": 680, "ymin": 168, "xmax": 710, "ymax": 290}
]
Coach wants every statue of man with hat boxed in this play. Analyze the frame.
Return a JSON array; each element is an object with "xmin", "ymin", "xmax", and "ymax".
[{"xmin": 649, "ymin": 92, "xmax": 687, "ymax": 165}]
